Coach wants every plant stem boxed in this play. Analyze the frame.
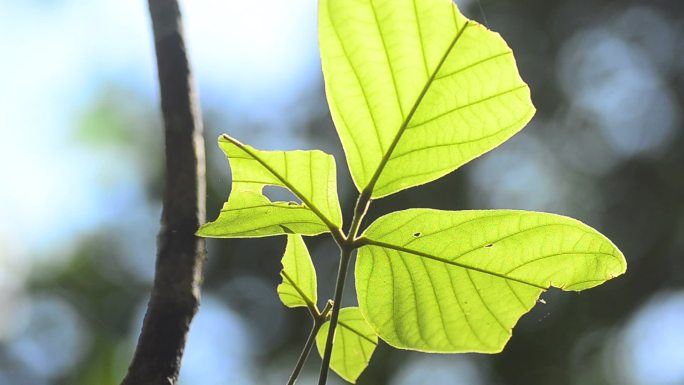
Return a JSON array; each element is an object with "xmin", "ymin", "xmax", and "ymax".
[
  {"xmin": 287, "ymin": 319, "xmax": 323, "ymax": 385},
  {"xmin": 287, "ymin": 301, "xmax": 333, "ymax": 385},
  {"xmin": 348, "ymin": 190, "xmax": 371, "ymax": 240},
  {"xmin": 316, "ymin": 192, "xmax": 372, "ymax": 385},
  {"xmin": 317, "ymin": 247, "xmax": 352, "ymax": 385}
]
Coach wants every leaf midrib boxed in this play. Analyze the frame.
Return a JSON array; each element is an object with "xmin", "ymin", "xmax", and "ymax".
[
  {"xmin": 359, "ymin": 238, "xmax": 547, "ymax": 290},
  {"xmin": 222, "ymin": 135, "xmax": 340, "ymax": 233},
  {"xmin": 337, "ymin": 320, "xmax": 377, "ymax": 345},
  {"xmin": 281, "ymin": 270, "xmax": 316, "ymax": 311},
  {"xmin": 361, "ymin": 21, "xmax": 472, "ymax": 197}
]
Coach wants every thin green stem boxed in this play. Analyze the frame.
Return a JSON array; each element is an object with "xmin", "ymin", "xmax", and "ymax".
[
  {"xmin": 317, "ymin": 192, "xmax": 372, "ymax": 385},
  {"xmin": 348, "ymin": 190, "xmax": 372, "ymax": 240},
  {"xmin": 287, "ymin": 318, "xmax": 323, "ymax": 385},
  {"xmin": 286, "ymin": 301, "xmax": 334, "ymax": 385},
  {"xmin": 317, "ymin": 247, "xmax": 352, "ymax": 385}
]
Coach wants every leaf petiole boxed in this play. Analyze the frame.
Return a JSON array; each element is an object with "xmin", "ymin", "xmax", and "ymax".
[
  {"xmin": 287, "ymin": 301, "xmax": 334, "ymax": 385},
  {"xmin": 287, "ymin": 321, "xmax": 324, "ymax": 385},
  {"xmin": 318, "ymin": 191, "xmax": 372, "ymax": 385},
  {"xmin": 317, "ymin": 246, "xmax": 352, "ymax": 385}
]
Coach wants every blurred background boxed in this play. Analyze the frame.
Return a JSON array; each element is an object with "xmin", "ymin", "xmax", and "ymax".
[{"xmin": 1, "ymin": 0, "xmax": 683, "ymax": 384}]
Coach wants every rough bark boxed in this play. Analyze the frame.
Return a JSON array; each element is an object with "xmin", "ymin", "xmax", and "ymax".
[{"xmin": 121, "ymin": 0, "xmax": 206, "ymax": 384}]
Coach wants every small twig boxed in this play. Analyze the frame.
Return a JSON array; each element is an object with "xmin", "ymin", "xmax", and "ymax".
[
  {"xmin": 317, "ymin": 248, "xmax": 352, "ymax": 385},
  {"xmin": 317, "ymin": 191, "xmax": 372, "ymax": 385},
  {"xmin": 287, "ymin": 301, "xmax": 334, "ymax": 385}
]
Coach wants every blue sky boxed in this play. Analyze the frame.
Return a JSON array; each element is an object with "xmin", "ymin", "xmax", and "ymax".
[{"xmin": 0, "ymin": 0, "xmax": 320, "ymax": 258}]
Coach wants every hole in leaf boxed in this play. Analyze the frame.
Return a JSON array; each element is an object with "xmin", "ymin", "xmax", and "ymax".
[
  {"xmin": 413, "ymin": 232, "xmax": 422, "ymax": 237},
  {"xmin": 263, "ymin": 186, "xmax": 301, "ymax": 204}
]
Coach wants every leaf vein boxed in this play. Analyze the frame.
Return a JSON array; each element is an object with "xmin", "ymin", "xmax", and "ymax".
[
  {"xmin": 370, "ymin": 0, "xmax": 405, "ymax": 119},
  {"xmin": 362, "ymin": 22, "xmax": 472, "ymax": 195},
  {"xmin": 362, "ymin": 240, "xmax": 547, "ymax": 289},
  {"xmin": 434, "ymin": 50, "xmax": 513, "ymax": 81},
  {"xmin": 465, "ymin": 270, "xmax": 509, "ymax": 333},
  {"xmin": 407, "ymin": 85, "xmax": 528, "ymax": 130},
  {"xmin": 222, "ymin": 136, "xmax": 338, "ymax": 231},
  {"xmin": 327, "ymin": 0, "xmax": 384, "ymax": 153}
]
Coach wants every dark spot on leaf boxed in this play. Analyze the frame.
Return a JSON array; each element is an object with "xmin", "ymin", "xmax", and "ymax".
[
  {"xmin": 484, "ymin": 243, "xmax": 493, "ymax": 248},
  {"xmin": 413, "ymin": 232, "xmax": 422, "ymax": 237}
]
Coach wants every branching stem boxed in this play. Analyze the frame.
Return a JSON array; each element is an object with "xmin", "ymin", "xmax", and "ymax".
[
  {"xmin": 287, "ymin": 321, "xmax": 321, "ymax": 385},
  {"xmin": 286, "ymin": 190, "xmax": 373, "ymax": 385},
  {"xmin": 287, "ymin": 301, "xmax": 332, "ymax": 385},
  {"xmin": 317, "ymin": 247, "xmax": 352, "ymax": 385},
  {"xmin": 316, "ymin": 191, "xmax": 372, "ymax": 385},
  {"xmin": 348, "ymin": 190, "xmax": 372, "ymax": 241}
]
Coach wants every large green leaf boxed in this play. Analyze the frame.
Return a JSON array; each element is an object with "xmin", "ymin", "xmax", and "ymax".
[
  {"xmin": 355, "ymin": 209, "xmax": 626, "ymax": 353},
  {"xmin": 277, "ymin": 235, "xmax": 318, "ymax": 310},
  {"xmin": 198, "ymin": 135, "xmax": 342, "ymax": 238},
  {"xmin": 319, "ymin": 0, "xmax": 535, "ymax": 198},
  {"xmin": 316, "ymin": 307, "xmax": 378, "ymax": 383}
]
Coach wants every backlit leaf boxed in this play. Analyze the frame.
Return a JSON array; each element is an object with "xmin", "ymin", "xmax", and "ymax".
[
  {"xmin": 355, "ymin": 209, "xmax": 626, "ymax": 352},
  {"xmin": 316, "ymin": 307, "xmax": 378, "ymax": 383},
  {"xmin": 320, "ymin": 0, "xmax": 535, "ymax": 198},
  {"xmin": 198, "ymin": 135, "xmax": 343, "ymax": 238},
  {"xmin": 277, "ymin": 235, "xmax": 318, "ymax": 310}
]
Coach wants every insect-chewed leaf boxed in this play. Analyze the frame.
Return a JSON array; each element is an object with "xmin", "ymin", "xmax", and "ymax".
[
  {"xmin": 355, "ymin": 209, "xmax": 626, "ymax": 353},
  {"xmin": 320, "ymin": 0, "xmax": 535, "ymax": 198},
  {"xmin": 277, "ymin": 235, "xmax": 318, "ymax": 310},
  {"xmin": 316, "ymin": 307, "xmax": 378, "ymax": 383},
  {"xmin": 198, "ymin": 135, "xmax": 343, "ymax": 238}
]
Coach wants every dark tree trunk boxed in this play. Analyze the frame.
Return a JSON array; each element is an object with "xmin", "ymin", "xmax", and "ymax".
[{"xmin": 121, "ymin": 0, "xmax": 206, "ymax": 384}]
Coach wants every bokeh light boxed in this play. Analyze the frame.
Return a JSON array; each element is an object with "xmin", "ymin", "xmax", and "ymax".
[{"xmin": 618, "ymin": 291, "xmax": 684, "ymax": 385}]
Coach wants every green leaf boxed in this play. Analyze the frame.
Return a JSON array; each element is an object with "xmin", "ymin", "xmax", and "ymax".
[
  {"xmin": 319, "ymin": 0, "xmax": 535, "ymax": 198},
  {"xmin": 355, "ymin": 209, "xmax": 626, "ymax": 353},
  {"xmin": 198, "ymin": 135, "xmax": 343, "ymax": 238},
  {"xmin": 316, "ymin": 307, "xmax": 378, "ymax": 383},
  {"xmin": 277, "ymin": 235, "xmax": 318, "ymax": 310}
]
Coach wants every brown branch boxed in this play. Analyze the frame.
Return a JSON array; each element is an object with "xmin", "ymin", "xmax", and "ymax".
[{"xmin": 121, "ymin": 0, "xmax": 206, "ymax": 384}]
